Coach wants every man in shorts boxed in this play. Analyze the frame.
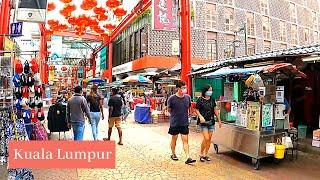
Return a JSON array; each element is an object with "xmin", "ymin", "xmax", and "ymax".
[
  {"xmin": 168, "ymin": 81, "xmax": 196, "ymax": 164},
  {"xmin": 104, "ymin": 88, "xmax": 123, "ymax": 145}
]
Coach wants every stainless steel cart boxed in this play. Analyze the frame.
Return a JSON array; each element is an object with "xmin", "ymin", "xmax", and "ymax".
[{"xmin": 212, "ymin": 122, "xmax": 285, "ymax": 170}]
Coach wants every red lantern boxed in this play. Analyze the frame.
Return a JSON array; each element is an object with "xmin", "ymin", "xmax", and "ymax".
[
  {"xmin": 93, "ymin": 7, "xmax": 106, "ymax": 15},
  {"xmin": 106, "ymin": 0, "xmax": 120, "ymax": 9},
  {"xmin": 104, "ymin": 23, "xmax": 116, "ymax": 31},
  {"xmin": 113, "ymin": 7, "xmax": 127, "ymax": 18},
  {"xmin": 48, "ymin": 65, "xmax": 55, "ymax": 71},
  {"xmin": 60, "ymin": 4, "xmax": 76, "ymax": 18},
  {"xmin": 81, "ymin": 0, "xmax": 97, "ymax": 11},
  {"xmin": 68, "ymin": 16, "xmax": 77, "ymax": 25},
  {"xmin": 100, "ymin": 34, "xmax": 110, "ymax": 42},
  {"xmin": 96, "ymin": 14, "xmax": 108, "ymax": 21},
  {"xmin": 60, "ymin": 0, "xmax": 72, "ymax": 3},
  {"xmin": 61, "ymin": 66, "xmax": 68, "ymax": 71},
  {"xmin": 47, "ymin": 3, "xmax": 56, "ymax": 11},
  {"xmin": 72, "ymin": 66, "xmax": 78, "ymax": 72},
  {"xmin": 92, "ymin": 26, "xmax": 105, "ymax": 34}
]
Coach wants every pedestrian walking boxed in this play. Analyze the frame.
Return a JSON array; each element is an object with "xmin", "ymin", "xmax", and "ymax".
[
  {"xmin": 67, "ymin": 86, "xmax": 92, "ymax": 141},
  {"xmin": 168, "ymin": 81, "xmax": 196, "ymax": 164},
  {"xmin": 194, "ymin": 84, "xmax": 222, "ymax": 162},
  {"xmin": 86, "ymin": 84, "xmax": 105, "ymax": 140},
  {"xmin": 104, "ymin": 88, "xmax": 123, "ymax": 145}
]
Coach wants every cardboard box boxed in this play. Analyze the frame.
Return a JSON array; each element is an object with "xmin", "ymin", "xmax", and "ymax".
[
  {"xmin": 313, "ymin": 129, "xmax": 320, "ymax": 137},
  {"xmin": 313, "ymin": 136, "xmax": 320, "ymax": 141},
  {"xmin": 312, "ymin": 140, "xmax": 320, "ymax": 148}
]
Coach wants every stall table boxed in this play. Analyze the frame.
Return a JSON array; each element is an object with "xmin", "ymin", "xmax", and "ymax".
[{"xmin": 134, "ymin": 104, "xmax": 152, "ymax": 124}]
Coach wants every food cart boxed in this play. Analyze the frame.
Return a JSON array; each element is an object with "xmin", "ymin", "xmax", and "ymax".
[{"xmin": 201, "ymin": 63, "xmax": 306, "ymax": 170}]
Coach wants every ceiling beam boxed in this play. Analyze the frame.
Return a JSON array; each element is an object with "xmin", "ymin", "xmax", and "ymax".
[{"xmin": 53, "ymin": 31, "xmax": 102, "ymax": 41}]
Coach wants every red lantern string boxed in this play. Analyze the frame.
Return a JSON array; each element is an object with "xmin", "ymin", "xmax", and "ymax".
[
  {"xmin": 106, "ymin": 0, "xmax": 121, "ymax": 9},
  {"xmin": 60, "ymin": 0, "xmax": 72, "ymax": 3},
  {"xmin": 47, "ymin": 3, "xmax": 56, "ymax": 11}
]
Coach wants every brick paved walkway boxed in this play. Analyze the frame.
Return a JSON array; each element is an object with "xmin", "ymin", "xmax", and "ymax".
[{"xmin": 9, "ymin": 110, "xmax": 320, "ymax": 179}]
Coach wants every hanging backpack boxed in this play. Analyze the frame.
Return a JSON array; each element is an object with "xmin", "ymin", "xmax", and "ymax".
[
  {"xmin": 27, "ymin": 73, "xmax": 35, "ymax": 87},
  {"xmin": 15, "ymin": 60, "xmax": 23, "ymax": 74},
  {"xmin": 37, "ymin": 108, "xmax": 45, "ymax": 121},
  {"xmin": 30, "ymin": 108, "xmax": 38, "ymax": 123},
  {"xmin": 12, "ymin": 74, "xmax": 21, "ymax": 87},
  {"xmin": 29, "ymin": 96, "xmax": 36, "ymax": 108},
  {"xmin": 30, "ymin": 58, "xmax": 39, "ymax": 73},
  {"xmin": 15, "ymin": 98, "xmax": 23, "ymax": 110},
  {"xmin": 24, "ymin": 61, "xmax": 30, "ymax": 74},
  {"xmin": 15, "ymin": 87, "xmax": 22, "ymax": 99},
  {"xmin": 22, "ymin": 86, "xmax": 29, "ymax": 98},
  {"xmin": 32, "ymin": 123, "xmax": 48, "ymax": 140},
  {"xmin": 34, "ymin": 85, "xmax": 43, "ymax": 97}
]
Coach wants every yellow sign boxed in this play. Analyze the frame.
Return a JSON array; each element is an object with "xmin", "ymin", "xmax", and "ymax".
[
  {"xmin": 49, "ymin": 70, "xmax": 55, "ymax": 81},
  {"xmin": 4, "ymin": 37, "xmax": 14, "ymax": 57}
]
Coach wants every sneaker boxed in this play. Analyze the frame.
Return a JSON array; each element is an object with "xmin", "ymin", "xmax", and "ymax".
[
  {"xmin": 200, "ymin": 156, "xmax": 206, "ymax": 162},
  {"xmin": 171, "ymin": 154, "xmax": 178, "ymax": 161},
  {"xmin": 185, "ymin": 158, "xmax": 196, "ymax": 164},
  {"xmin": 205, "ymin": 156, "xmax": 211, "ymax": 161}
]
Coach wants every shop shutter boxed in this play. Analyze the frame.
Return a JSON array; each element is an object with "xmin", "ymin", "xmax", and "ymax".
[
  {"xmin": 141, "ymin": 27, "xmax": 148, "ymax": 55},
  {"xmin": 135, "ymin": 30, "xmax": 141, "ymax": 59}
]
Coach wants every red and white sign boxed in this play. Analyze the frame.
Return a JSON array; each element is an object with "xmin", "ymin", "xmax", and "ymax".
[{"xmin": 152, "ymin": 0, "xmax": 177, "ymax": 31}]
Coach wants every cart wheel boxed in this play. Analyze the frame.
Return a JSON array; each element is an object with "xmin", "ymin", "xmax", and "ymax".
[
  {"xmin": 213, "ymin": 144, "xmax": 219, "ymax": 154},
  {"xmin": 252, "ymin": 158, "xmax": 260, "ymax": 170},
  {"xmin": 273, "ymin": 158, "xmax": 281, "ymax": 164}
]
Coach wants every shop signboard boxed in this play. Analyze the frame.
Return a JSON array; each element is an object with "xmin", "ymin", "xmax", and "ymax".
[
  {"xmin": 10, "ymin": 22, "xmax": 23, "ymax": 37},
  {"xmin": 247, "ymin": 102, "xmax": 261, "ymax": 131},
  {"xmin": 152, "ymin": 0, "xmax": 177, "ymax": 31},
  {"xmin": 223, "ymin": 83, "xmax": 234, "ymax": 101},
  {"xmin": 171, "ymin": 39, "xmax": 179, "ymax": 55},
  {"xmin": 4, "ymin": 37, "xmax": 14, "ymax": 57},
  {"xmin": 16, "ymin": 0, "xmax": 48, "ymax": 23},
  {"xmin": 49, "ymin": 36, "xmax": 63, "ymax": 62},
  {"xmin": 236, "ymin": 103, "xmax": 247, "ymax": 127},
  {"xmin": 262, "ymin": 104, "xmax": 273, "ymax": 127},
  {"xmin": 112, "ymin": 62, "xmax": 133, "ymax": 75}
]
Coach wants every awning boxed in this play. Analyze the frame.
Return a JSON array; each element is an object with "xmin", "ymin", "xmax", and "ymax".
[
  {"xmin": 202, "ymin": 66, "xmax": 266, "ymax": 78},
  {"xmin": 202, "ymin": 63, "xmax": 306, "ymax": 78}
]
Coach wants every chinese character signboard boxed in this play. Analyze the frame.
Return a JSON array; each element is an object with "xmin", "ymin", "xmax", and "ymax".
[{"xmin": 152, "ymin": 0, "xmax": 177, "ymax": 31}]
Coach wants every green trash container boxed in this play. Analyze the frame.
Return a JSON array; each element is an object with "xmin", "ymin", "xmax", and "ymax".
[{"xmin": 298, "ymin": 125, "xmax": 307, "ymax": 139}]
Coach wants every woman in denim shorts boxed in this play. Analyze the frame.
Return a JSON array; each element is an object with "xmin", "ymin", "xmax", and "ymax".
[{"xmin": 195, "ymin": 84, "xmax": 222, "ymax": 162}]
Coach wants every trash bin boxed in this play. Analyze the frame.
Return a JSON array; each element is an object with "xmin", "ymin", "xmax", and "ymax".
[{"xmin": 298, "ymin": 125, "xmax": 307, "ymax": 139}]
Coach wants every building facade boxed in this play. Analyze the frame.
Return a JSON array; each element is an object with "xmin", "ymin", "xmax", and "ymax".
[{"xmin": 106, "ymin": 0, "xmax": 320, "ymax": 78}]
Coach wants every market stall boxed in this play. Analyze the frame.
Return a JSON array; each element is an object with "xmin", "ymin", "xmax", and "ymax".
[{"xmin": 201, "ymin": 63, "xmax": 306, "ymax": 170}]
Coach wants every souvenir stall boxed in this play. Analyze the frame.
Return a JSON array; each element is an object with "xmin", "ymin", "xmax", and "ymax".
[
  {"xmin": 0, "ymin": 52, "xmax": 44, "ymax": 179},
  {"xmin": 201, "ymin": 63, "xmax": 306, "ymax": 170}
]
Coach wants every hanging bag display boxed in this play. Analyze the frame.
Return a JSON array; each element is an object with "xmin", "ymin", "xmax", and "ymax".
[
  {"xmin": 282, "ymin": 136, "xmax": 293, "ymax": 148},
  {"xmin": 15, "ymin": 60, "xmax": 23, "ymax": 74},
  {"xmin": 266, "ymin": 142, "xmax": 276, "ymax": 154},
  {"xmin": 274, "ymin": 138, "xmax": 285, "ymax": 159},
  {"xmin": 30, "ymin": 58, "xmax": 39, "ymax": 73},
  {"xmin": 24, "ymin": 61, "xmax": 30, "ymax": 74}
]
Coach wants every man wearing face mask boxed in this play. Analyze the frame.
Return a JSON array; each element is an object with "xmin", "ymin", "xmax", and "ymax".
[
  {"xmin": 195, "ymin": 84, "xmax": 222, "ymax": 162},
  {"xmin": 167, "ymin": 81, "xmax": 196, "ymax": 165}
]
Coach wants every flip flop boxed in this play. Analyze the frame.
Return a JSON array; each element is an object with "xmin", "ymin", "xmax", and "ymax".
[
  {"xmin": 103, "ymin": 138, "xmax": 110, "ymax": 141},
  {"xmin": 118, "ymin": 142, "xmax": 123, "ymax": 145}
]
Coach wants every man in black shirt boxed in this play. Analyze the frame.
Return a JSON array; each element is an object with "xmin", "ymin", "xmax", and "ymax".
[{"xmin": 104, "ymin": 88, "xmax": 123, "ymax": 145}]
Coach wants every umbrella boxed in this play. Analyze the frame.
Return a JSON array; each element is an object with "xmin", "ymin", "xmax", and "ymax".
[
  {"xmin": 122, "ymin": 75, "xmax": 152, "ymax": 84},
  {"xmin": 83, "ymin": 78, "xmax": 105, "ymax": 84}
]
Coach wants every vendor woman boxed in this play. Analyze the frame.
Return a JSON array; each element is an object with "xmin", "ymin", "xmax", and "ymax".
[{"xmin": 195, "ymin": 84, "xmax": 222, "ymax": 162}]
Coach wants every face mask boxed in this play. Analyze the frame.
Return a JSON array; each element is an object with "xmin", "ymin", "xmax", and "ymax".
[
  {"xmin": 205, "ymin": 91, "xmax": 213, "ymax": 97},
  {"xmin": 182, "ymin": 88, "xmax": 188, "ymax": 94}
]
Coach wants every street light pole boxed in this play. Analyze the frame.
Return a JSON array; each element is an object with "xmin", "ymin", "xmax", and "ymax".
[{"xmin": 244, "ymin": 23, "xmax": 248, "ymax": 55}]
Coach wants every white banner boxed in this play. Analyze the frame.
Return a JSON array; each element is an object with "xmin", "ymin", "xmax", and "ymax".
[
  {"xmin": 112, "ymin": 62, "xmax": 133, "ymax": 75},
  {"xmin": 16, "ymin": 0, "xmax": 48, "ymax": 23}
]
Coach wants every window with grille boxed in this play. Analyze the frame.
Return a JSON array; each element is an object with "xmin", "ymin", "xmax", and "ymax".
[
  {"xmin": 246, "ymin": 12, "xmax": 255, "ymax": 36},
  {"xmin": 260, "ymin": 0, "xmax": 269, "ymax": 15},
  {"xmin": 225, "ymin": 8, "xmax": 234, "ymax": 32},
  {"xmin": 304, "ymin": 28, "xmax": 310, "ymax": 44},
  {"xmin": 263, "ymin": 40, "xmax": 271, "ymax": 52},
  {"xmin": 279, "ymin": 21, "xmax": 286, "ymax": 42},
  {"xmin": 205, "ymin": 3, "xmax": 217, "ymax": 30},
  {"xmin": 263, "ymin": 16, "xmax": 270, "ymax": 39},
  {"xmin": 224, "ymin": 0, "xmax": 234, "ymax": 6},
  {"xmin": 314, "ymin": 31, "xmax": 319, "ymax": 43},
  {"xmin": 291, "ymin": 25, "xmax": 298, "ymax": 44},
  {"xmin": 312, "ymin": 11, "xmax": 318, "ymax": 30},
  {"xmin": 247, "ymin": 44, "xmax": 255, "ymax": 55},
  {"xmin": 289, "ymin": 3, "xmax": 297, "ymax": 22},
  {"xmin": 207, "ymin": 39, "xmax": 217, "ymax": 61}
]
